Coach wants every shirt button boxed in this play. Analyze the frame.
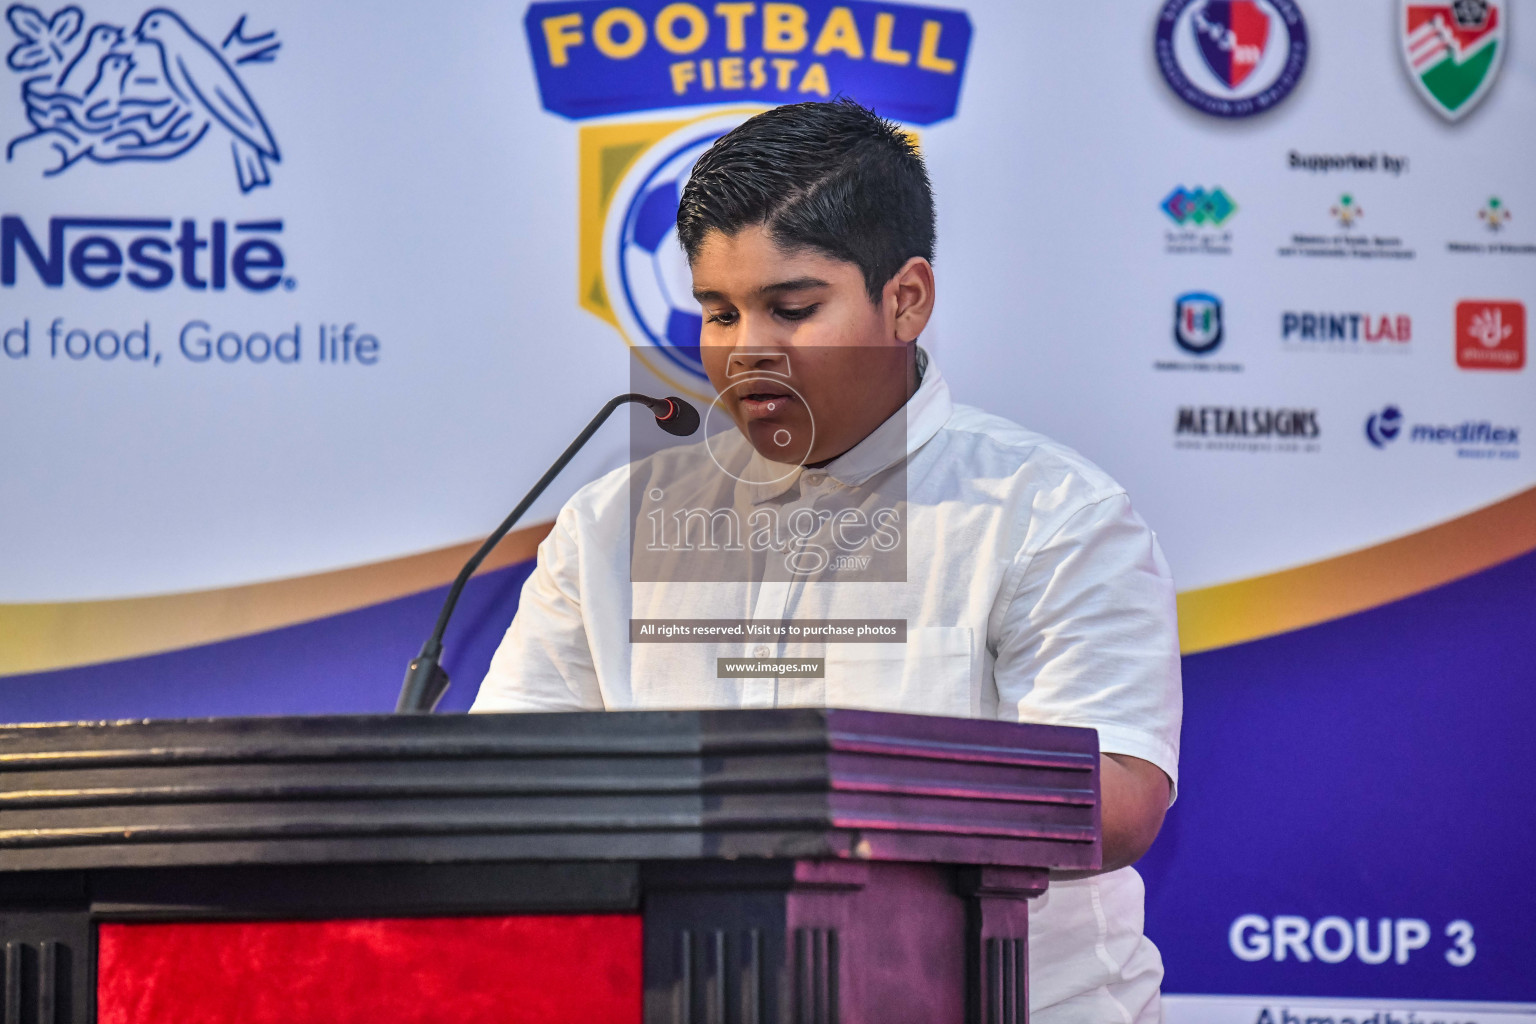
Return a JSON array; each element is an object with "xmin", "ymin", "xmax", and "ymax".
[
  {"xmin": 804, "ymin": 472, "xmax": 825, "ymax": 486},
  {"xmin": 753, "ymin": 645, "xmax": 771, "ymax": 657}
]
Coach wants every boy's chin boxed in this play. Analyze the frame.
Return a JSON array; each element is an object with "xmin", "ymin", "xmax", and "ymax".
[{"xmin": 739, "ymin": 420, "xmax": 815, "ymax": 466}]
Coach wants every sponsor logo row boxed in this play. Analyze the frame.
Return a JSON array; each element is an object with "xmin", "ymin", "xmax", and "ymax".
[
  {"xmin": 1160, "ymin": 295, "xmax": 1525, "ymax": 369},
  {"xmin": 1155, "ymin": 0, "xmax": 1507, "ymax": 123},
  {"xmin": 1162, "ymin": 185, "xmax": 1533, "ymax": 260},
  {"xmin": 1174, "ymin": 402, "xmax": 1520, "ymax": 460}
]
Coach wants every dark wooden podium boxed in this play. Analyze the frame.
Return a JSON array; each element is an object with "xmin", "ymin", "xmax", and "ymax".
[{"xmin": 0, "ymin": 709, "xmax": 1099, "ymax": 1024}]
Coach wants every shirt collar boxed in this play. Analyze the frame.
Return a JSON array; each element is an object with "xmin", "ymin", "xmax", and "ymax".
[{"xmin": 739, "ymin": 345, "xmax": 952, "ymax": 505}]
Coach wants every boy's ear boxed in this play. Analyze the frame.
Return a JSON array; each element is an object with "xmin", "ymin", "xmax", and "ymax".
[{"xmin": 887, "ymin": 257, "xmax": 935, "ymax": 343}]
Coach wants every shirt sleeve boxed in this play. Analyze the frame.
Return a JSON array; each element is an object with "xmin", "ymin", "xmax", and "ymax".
[
  {"xmin": 991, "ymin": 492, "xmax": 1183, "ymax": 800},
  {"xmin": 470, "ymin": 504, "xmax": 606, "ymax": 713}
]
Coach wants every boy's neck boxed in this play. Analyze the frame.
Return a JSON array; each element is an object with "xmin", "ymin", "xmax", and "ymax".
[{"xmin": 803, "ymin": 346, "xmax": 922, "ymax": 469}]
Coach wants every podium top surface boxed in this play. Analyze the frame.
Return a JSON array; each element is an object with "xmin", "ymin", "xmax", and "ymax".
[{"xmin": 0, "ymin": 708, "xmax": 1100, "ymax": 873}]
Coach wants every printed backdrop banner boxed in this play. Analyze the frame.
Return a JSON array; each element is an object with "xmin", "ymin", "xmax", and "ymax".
[{"xmin": 1, "ymin": 0, "xmax": 1533, "ymax": 1016}]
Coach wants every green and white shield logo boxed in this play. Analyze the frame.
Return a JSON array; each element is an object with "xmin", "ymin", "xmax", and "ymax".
[{"xmin": 1400, "ymin": 0, "xmax": 1506, "ymax": 121}]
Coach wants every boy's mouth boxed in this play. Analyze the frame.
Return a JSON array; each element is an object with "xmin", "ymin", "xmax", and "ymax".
[{"xmin": 736, "ymin": 387, "xmax": 796, "ymax": 419}]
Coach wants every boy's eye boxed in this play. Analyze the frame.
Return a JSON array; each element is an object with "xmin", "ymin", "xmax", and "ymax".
[
  {"xmin": 776, "ymin": 304, "xmax": 818, "ymax": 321},
  {"xmin": 705, "ymin": 311, "xmax": 739, "ymax": 326}
]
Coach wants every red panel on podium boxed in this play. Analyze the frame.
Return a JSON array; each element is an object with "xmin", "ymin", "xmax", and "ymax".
[{"xmin": 96, "ymin": 914, "xmax": 642, "ymax": 1024}]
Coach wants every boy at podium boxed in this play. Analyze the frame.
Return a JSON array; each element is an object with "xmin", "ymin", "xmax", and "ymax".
[{"xmin": 474, "ymin": 100, "xmax": 1181, "ymax": 1024}]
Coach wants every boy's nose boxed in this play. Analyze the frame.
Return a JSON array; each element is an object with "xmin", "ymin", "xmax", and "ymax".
[{"xmin": 726, "ymin": 350, "xmax": 791, "ymax": 380}]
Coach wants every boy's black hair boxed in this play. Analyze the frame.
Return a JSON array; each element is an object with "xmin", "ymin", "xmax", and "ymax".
[{"xmin": 677, "ymin": 99, "xmax": 935, "ymax": 302}]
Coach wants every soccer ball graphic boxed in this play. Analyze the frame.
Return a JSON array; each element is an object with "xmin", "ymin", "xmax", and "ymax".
[{"xmin": 616, "ymin": 132, "xmax": 726, "ymax": 382}]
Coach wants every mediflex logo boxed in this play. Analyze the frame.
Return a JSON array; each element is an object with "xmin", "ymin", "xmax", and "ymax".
[
  {"xmin": 1, "ymin": 215, "xmax": 287, "ymax": 290},
  {"xmin": 1364, "ymin": 405, "xmax": 1403, "ymax": 448},
  {"xmin": 1365, "ymin": 404, "xmax": 1520, "ymax": 457},
  {"xmin": 5, "ymin": 6, "xmax": 281, "ymax": 191}
]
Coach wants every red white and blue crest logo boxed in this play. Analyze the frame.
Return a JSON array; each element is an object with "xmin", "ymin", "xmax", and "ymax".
[
  {"xmin": 1194, "ymin": 1, "xmax": 1270, "ymax": 88},
  {"xmin": 1156, "ymin": 0, "xmax": 1308, "ymax": 117}
]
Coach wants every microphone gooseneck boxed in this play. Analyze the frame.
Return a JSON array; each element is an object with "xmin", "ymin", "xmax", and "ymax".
[{"xmin": 396, "ymin": 393, "xmax": 701, "ymax": 713}]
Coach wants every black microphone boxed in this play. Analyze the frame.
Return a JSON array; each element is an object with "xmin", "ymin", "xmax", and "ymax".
[
  {"xmin": 650, "ymin": 395, "xmax": 700, "ymax": 437},
  {"xmin": 396, "ymin": 393, "xmax": 701, "ymax": 713}
]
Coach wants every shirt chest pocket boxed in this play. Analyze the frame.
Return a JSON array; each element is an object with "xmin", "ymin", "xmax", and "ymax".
[{"xmin": 823, "ymin": 626, "xmax": 974, "ymax": 718}]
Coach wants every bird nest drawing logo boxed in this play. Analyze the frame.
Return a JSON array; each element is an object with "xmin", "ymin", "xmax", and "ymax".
[{"xmin": 5, "ymin": 5, "xmax": 281, "ymax": 192}]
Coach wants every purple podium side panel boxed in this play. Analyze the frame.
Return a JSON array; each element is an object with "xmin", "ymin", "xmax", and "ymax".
[
  {"xmin": 641, "ymin": 860, "xmax": 1050, "ymax": 1024},
  {"xmin": 959, "ymin": 867, "xmax": 1047, "ymax": 1024},
  {"xmin": 785, "ymin": 861, "xmax": 966, "ymax": 1024}
]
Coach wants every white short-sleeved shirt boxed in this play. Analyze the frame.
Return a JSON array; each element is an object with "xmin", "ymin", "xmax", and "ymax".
[{"xmin": 473, "ymin": 351, "xmax": 1182, "ymax": 1023}]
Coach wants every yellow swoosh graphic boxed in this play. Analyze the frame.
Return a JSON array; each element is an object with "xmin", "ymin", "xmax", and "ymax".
[
  {"xmin": 0, "ymin": 524, "xmax": 552, "ymax": 677},
  {"xmin": 1178, "ymin": 485, "xmax": 1536, "ymax": 654}
]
